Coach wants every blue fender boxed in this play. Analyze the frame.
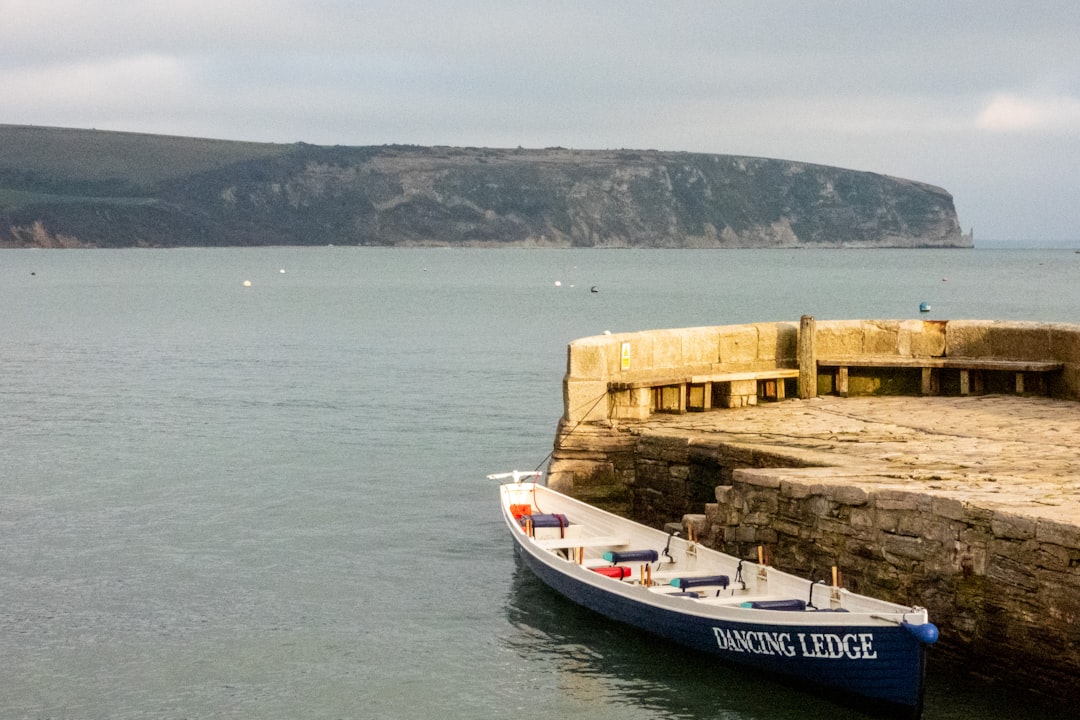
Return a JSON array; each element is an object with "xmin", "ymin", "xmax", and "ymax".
[{"xmin": 902, "ymin": 621, "xmax": 940, "ymax": 645}]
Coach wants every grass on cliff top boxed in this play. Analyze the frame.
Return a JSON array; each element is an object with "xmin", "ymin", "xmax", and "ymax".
[
  {"xmin": 0, "ymin": 188, "xmax": 158, "ymax": 210},
  {"xmin": 0, "ymin": 125, "xmax": 290, "ymax": 188}
]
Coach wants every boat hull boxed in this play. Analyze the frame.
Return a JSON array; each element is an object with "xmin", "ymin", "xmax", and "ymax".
[{"xmin": 506, "ymin": 494, "xmax": 928, "ymax": 718}]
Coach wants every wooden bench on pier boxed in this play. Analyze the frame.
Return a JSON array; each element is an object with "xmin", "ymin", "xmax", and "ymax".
[
  {"xmin": 817, "ymin": 355, "xmax": 1065, "ymax": 397},
  {"xmin": 609, "ymin": 368, "xmax": 801, "ymax": 413}
]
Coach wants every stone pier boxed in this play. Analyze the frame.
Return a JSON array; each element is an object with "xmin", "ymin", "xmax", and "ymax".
[{"xmin": 547, "ymin": 319, "xmax": 1080, "ymax": 701}]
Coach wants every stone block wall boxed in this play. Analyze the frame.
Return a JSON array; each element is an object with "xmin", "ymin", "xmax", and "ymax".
[
  {"xmin": 946, "ymin": 320, "xmax": 1080, "ymax": 398},
  {"xmin": 555, "ymin": 318, "xmax": 1080, "ymax": 525},
  {"xmin": 562, "ymin": 320, "xmax": 1080, "ymax": 426},
  {"xmin": 563, "ymin": 321, "xmax": 801, "ymax": 424},
  {"xmin": 699, "ymin": 467, "xmax": 1080, "ymax": 700},
  {"xmin": 550, "ymin": 319, "xmax": 1080, "ymax": 701},
  {"xmin": 813, "ymin": 318, "xmax": 948, "ymax": 357}
]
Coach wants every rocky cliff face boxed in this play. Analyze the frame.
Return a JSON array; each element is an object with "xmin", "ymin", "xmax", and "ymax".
[{"xmin": 0, "ymin": 127, "xmax": 970, "ymax": 248}]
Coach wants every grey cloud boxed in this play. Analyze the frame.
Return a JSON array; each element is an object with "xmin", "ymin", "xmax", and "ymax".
[{"xmin": 2, "ymin": 0, "xmax": 1079, "ymax": 239}]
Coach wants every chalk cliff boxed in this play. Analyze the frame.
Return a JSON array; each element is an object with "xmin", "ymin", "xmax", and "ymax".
[{"xmin": 0, "ymin": 125, "xmax": 970, "ymax": 248}]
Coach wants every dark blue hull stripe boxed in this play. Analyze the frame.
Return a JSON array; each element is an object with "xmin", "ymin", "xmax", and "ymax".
[{"xmin": 515, "ymin": 538, "xmax": 925, "ymax": 712}]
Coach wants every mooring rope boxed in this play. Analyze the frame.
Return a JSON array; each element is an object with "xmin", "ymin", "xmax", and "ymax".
[{"xmin": 530, "ymin": 389, "xmax": 609, "ymax": 475}]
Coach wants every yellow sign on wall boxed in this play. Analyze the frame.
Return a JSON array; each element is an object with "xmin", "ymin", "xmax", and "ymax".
[{"xmin": 621, "ymin": 342, "xmax": 631, "ymax": 370}]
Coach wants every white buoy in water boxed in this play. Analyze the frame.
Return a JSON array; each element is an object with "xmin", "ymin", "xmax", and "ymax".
[
  {"xmin": 280, "ymin": 269, "xmax": 286, "ymax": 274},
  {"xmin": 243, "ymin": 280, "xmax": 252, "ymax": 287},
  {"xmin": 554, "ymin": 280, "xmax": 562, "ymax": 287},
  {"xmin": 919, "ymin": 301, "xmax": 931, "ymax": 312}
]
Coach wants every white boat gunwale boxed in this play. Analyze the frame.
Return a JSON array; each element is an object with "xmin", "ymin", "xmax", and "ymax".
[
  {"xmin": 496, "ymin": 474, "xmax": 938, "ymax": 718},
  {"xmin": 502, "ymin": 481, "xmax": 927, "ymax": 628}
]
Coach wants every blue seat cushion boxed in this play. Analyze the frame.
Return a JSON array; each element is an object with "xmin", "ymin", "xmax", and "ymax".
[
  {"xmin": 520, "ymin": 513, "xmax": 569, "ymax": 528},
  {"xmin": 670, "ymin": 575, "xmax": 730, "ymax": 591},
  {"xmin": 739, "ymin": 599, "xmax": 807, "ymax": 611},
  {"xmin": 602, "ymin": 549, "xmax": 659, "ymax": 564}
]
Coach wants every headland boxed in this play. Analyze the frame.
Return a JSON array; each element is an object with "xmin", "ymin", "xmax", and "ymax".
[{"xmin": 0, "ymin": 124, "xmax": 970, "ymax": 249}]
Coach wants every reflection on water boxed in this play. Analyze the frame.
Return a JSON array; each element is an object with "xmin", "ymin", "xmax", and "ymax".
[{"xmin": 5, "ymin": 248, "xmax": 1079, "ymax": 718}]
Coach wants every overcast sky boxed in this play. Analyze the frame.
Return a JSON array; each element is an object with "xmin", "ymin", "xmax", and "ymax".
[{"xmin": 3, "ymin": 1, "xmax": 1079, "ymax": 242}]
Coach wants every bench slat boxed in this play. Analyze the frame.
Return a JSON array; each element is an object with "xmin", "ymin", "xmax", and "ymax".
[
  {"xmin": 817, "ymin": 355, "xmax": 1063, "ymax": 372},
  {"xmin": 610, "ymin": 368, "xmax": 800, "ymax": 391},
  {"xmin": 533, "ymin": 536, "xmax": 629, "ymax": 550},
  {"xmin": 689, "ymin": 369, "xmax": 801, "ymax": 383}
]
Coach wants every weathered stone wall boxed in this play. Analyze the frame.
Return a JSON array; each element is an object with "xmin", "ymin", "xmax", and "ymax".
[
  {"xmin": 553, "ymin": 319, "xmax": 1080, "ymax": 501},
  {"xmin": 561, "ymin": 320, "xmax": 1080, "ymax": 427},
  {"xmin": 696, "ymin": 467, "xmax": 1080, "ymax": 700},
  {"xmin": 589, "ymin": 431, "xmax": 1080, "ymax": 700},
  {"xmin": 546, "ymin": 423, "xmax": 639, "ymax": 516},
  {"xmin": 562, "ymin": 321, "xmax": 801, "ymax": 424},
  {"xmin": 549, "ymin": 319, "xmax": 1080, "ymax": 701},
  {"xmin": 946, "ymin": 320, "xmax": 1080, "ymax": 398},
  {"xmin": 813, "ymin": 318, "xmax": 948, "ymax": 357}
]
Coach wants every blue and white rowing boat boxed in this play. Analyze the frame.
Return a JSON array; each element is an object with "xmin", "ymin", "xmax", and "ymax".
[{"xmin": 494, "ymin": 472, "xmax": 938, "ymax": 719}]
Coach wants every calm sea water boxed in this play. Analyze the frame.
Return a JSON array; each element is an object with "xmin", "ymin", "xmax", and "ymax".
[{"xmin": 1, "ymin": 247, "xmax": 1077, "ymax": 720}]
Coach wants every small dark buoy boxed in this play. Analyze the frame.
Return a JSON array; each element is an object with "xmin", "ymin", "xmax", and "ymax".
[
  {"xmin": 919, "ymin": 302, "xmax": 931, "ymax": 313},
  {"xmin": 590, "ymin": 286, "xmax": 598, "ymax": 293}
]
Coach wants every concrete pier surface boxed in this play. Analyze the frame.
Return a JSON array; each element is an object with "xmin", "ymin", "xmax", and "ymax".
[{"xmin": 635, "ymin": 393, "xmax": 1080, "ymax": 524}]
